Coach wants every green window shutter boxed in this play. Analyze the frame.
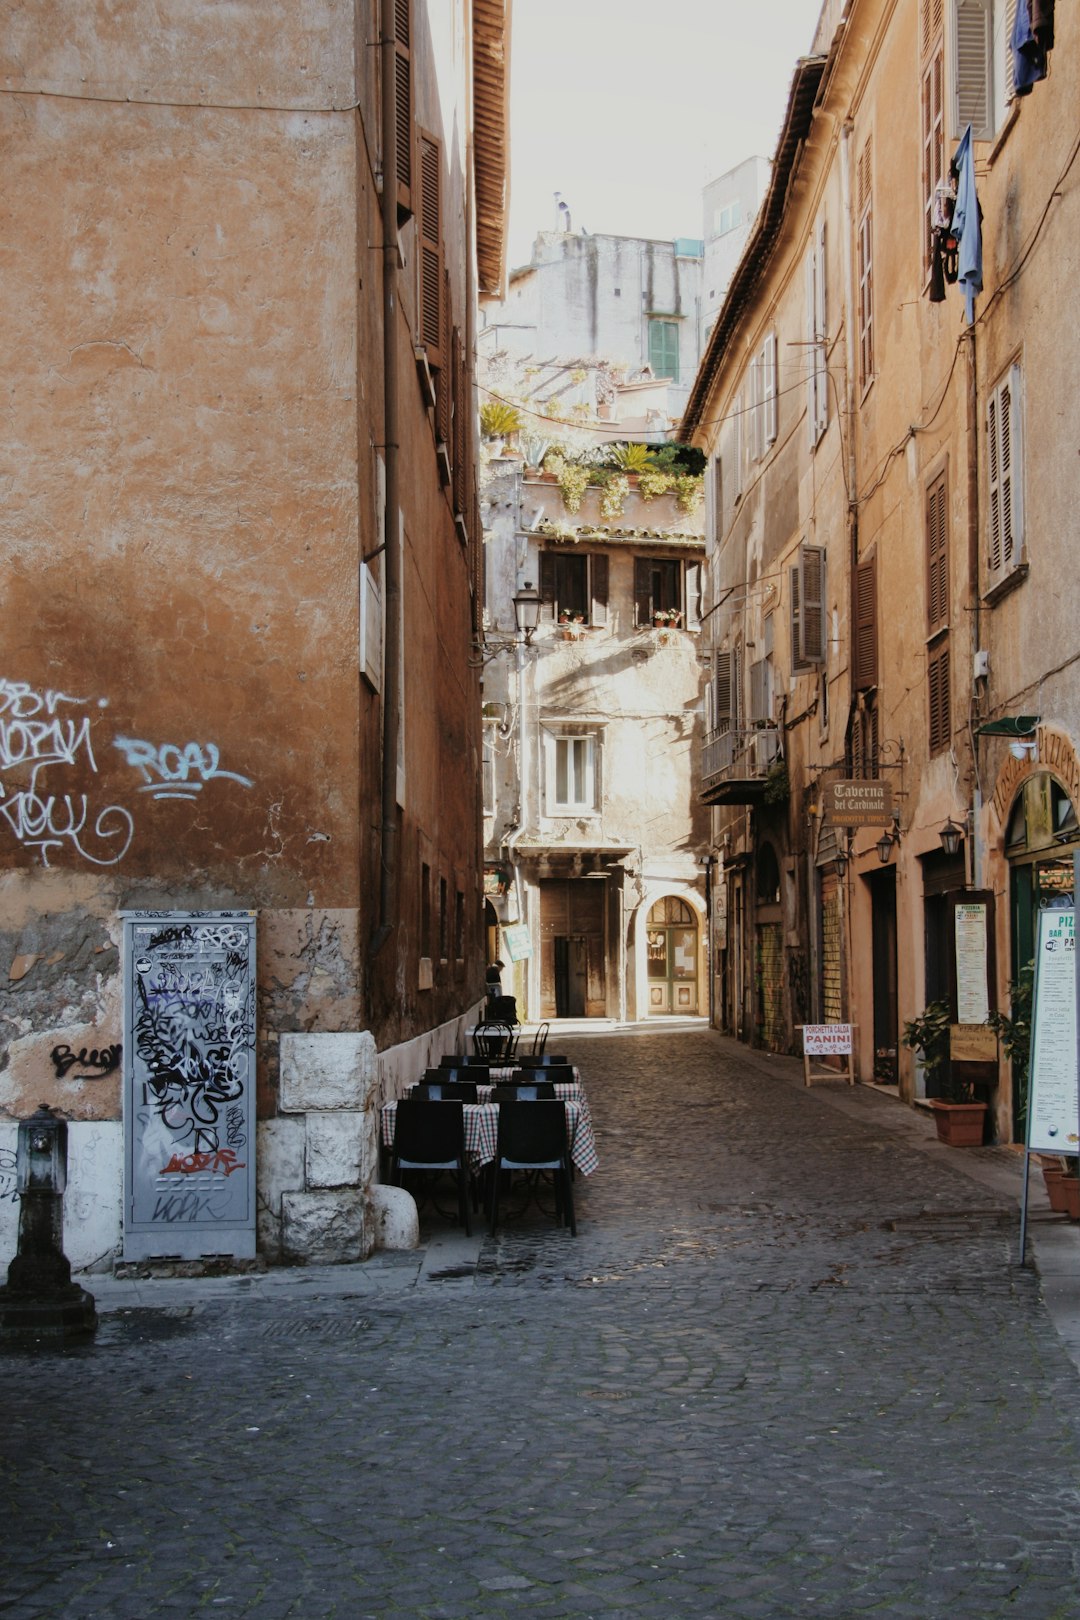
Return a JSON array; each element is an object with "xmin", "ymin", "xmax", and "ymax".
[
  {"xmin": 800, "ymin": 545, "xmax": 826, "ymax": 664},
  {"xmin": 649, "ymin": 320, "xmax": 680, "ymax": 383}
]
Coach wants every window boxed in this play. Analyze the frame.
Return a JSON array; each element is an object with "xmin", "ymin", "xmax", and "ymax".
[
  {"xmin": 711, "ymin": 453, "xmax": 723, "ymax": 544},
  {"xmin": 714, "ymin": 199, "xmax": 742, "ymax": 236},
  {"xmin": 544, "ymin": 731, "xmax": 599, "ymax": 814},
  {"xmin": 648, "ymin": 319, "xmax": 680, "ymax": 382},
  {"xmin": 539, "ymin": 551, "xmax": 608, "ymax": 625},
  {"xmin": 789, "ymin": 544, "xmax": 826, "ymax": 669},
  {"xmin": 857, "ymin": 138, "xmax": 874, "ymax": 389},
  {"xmin": 805, "ymin": 219, "xmax": 828, "ymax": 445},
  {"xmin": 420, "ymin": 861, "xmax": 431, "ymax": 957},
  {"xmin": 921, "ymin": 2, "xmax": 945, "ymax": 277},
  {"xmin": 439, "ymin": 876, "xmax": 448, "ymax": 962},
  {"xmin": 986, "ymin": 361, "xmax": 1024, "ymax": 589},
  {"xmin": 634, "ymin": 556, "xmax": 702, "ymax": 628}
]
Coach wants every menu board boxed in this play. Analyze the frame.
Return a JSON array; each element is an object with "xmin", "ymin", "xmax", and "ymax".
[
  {"xmin": 122, "ymin": 912, "xmax": 257, "ymax": 1259},
  {"xmin": 1027, "ymin": 907, "xmax": 1079, "ymax": 1157},
  {"xmin": 954, "ymin": 902, "xmax": 990, "ymax": 1024}
]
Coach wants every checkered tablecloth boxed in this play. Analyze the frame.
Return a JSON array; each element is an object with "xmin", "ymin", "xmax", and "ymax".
[{"xmin": 381, "ymin": 1098, "xmax": 599, "ymax": 1176}]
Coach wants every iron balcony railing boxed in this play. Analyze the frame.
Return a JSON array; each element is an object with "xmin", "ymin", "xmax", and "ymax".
[{"xmin": 700, "ymin": 725, "xmax": 781, "ymax": 800}]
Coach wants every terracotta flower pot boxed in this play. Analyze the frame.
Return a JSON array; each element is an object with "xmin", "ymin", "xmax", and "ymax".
[
  {"xmin": 1063, "ymin": 1176, "xmax": 1080, "ymax": 1221},
  {"xmin": 929, "ymin": 1099, "xmax": 987, "ymax": 1147},
  {"xmin": 1042, "ymin": 1167, "xmax": 1070, "ymax": 1212}
]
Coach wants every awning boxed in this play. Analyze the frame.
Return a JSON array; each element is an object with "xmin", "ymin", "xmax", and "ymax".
[{"xmin": 976, "ymin": 715, "xmax": 1040, "ymax": 737}]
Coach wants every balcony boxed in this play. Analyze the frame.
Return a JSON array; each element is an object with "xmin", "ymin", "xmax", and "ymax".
[{"xmin": 700, "ymin": 725, "xmax": 781, "ymax": 805}]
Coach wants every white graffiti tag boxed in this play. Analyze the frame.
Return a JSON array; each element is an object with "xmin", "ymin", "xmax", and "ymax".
[
  {"xmin": 113, "ymin": 738, "xmax": 253, "ymax": 801},
  {"xmin": 0, "ymin": 678, "xmax": 133, "ymax": 867}
]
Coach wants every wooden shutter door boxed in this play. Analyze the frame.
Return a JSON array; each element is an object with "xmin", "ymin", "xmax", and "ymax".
[
  {"xmin": 539, "ymin": 551, "xmax": 557, "ymax": 622},
  {"xmin": 955, "ymin": 0, "xmax": 992, "ymax": 140},
  {"xmin": 853, "ymin": 554, "xmax": 878, "ymax": 690},
  {"xmin": 928, "ymin": 640, "xmax": 951, "ymax": 755}
]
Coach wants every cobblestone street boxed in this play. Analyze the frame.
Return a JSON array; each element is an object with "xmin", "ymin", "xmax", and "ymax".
[{"xmin": 3, "ymin": 1026, "xmax": 1080, "ymax": 1618}]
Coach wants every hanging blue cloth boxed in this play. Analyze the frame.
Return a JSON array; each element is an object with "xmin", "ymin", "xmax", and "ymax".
[
  {"xmin": 1011, "ymin": 0, "xmax": 1047, "ymax": 96},
  {"xmin": 951, "ymin": 126, "xmax": 982, "ymax": 326}
]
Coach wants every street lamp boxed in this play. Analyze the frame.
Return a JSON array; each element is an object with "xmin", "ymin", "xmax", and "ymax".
[
  {"xmin": 875, "ymin": 811, "xmax": 902, "ymax": 865},
  {"xmin": 512, "ymin": 581, "xmax": 542, "ymax": 645},
  {"xmin": 939, "ymin": 817, "xmax": 965, "ymax": 857}
]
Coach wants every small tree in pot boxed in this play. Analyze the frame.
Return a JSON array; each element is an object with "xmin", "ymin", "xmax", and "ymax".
[{"xmin": 903, "ymin": 1000, "xmax": 987, "ymax": 1145}]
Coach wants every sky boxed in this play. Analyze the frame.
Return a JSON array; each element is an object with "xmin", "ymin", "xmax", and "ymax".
[{"xmin": 507, "ymin": 0, "xmax": 824, "ymax": 267}]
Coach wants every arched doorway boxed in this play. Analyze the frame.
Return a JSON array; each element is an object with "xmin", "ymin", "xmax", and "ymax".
[{"xmin": 646, "ymin": 896, "xmax": 699, "ymax": 1014}]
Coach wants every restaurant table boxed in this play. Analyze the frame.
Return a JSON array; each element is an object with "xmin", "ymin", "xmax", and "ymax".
[{"xmin": 381, "ymin": 1096, "xmax": 599, "ymax": 1177}]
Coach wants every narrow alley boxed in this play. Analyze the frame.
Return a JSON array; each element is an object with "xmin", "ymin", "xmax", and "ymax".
[{"xmin": 4, "ymin": 1026, "xmax": 1079, "ymax": 1619}]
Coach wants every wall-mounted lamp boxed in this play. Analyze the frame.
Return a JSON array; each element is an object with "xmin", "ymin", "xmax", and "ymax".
[
  {"xmin": 834, "ymin": 842, "xmax": 849, "ymax": 879},
  {"xmin": 512, "ymin": 581, "xmax": 542, "ymax": 645},
  {"xmin": 875, "ymin": 811, "xmax": 902, "ymax": 865},
  {"xmin": 939, "ymin": 816, "xmax": 965, "ymax": 857}
]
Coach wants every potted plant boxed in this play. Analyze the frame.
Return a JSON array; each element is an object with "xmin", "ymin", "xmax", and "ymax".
[
  {"xmin": 557, "ymin": 609, "xmax": 585, "ymax": 639},
  {"xmin": 903, "ymin": 1000, "xmax": 988, "ymax": 1146},
  {"xmin": 652, "ymin": 607, "xmax": 682, "ymax": 628}
]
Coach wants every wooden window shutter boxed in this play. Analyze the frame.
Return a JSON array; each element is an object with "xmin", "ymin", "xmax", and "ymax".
[
  {"xmin": 634, "ymin": 557, "xmax": 652, "ymax": 626},
  {"xmin": 926, "ymin": 473, "xmax": 949, "ymax": 631},
  {"xmin": 853, "ymin": 553, "xmax": 879, "ymax": 690},
  {"xmin": 418, "ymin": 132, "xmax": 443, "ymax": 366},
  {"xmin": 589, "ymin": 554, "xmax": 609, "ymax": 626},
  {"xmin": 684, "ymin": 560, "xmax": 702, "ymax": 629},
  {"xmin": 922, "ymin": 42, "xmax": 945, "ymax": 274},
  {"xmin": 789, "ymin": 562, "xmax": 801, "ymax": 670},
  {"xmin": 799, "ymin": 545, "xmax": 826, "ymax": 665},
  {"xmin": 857, "ymin": 139, "xmax": 873, "ymax": 387},
  {"xmin": 763, "ymin": 332, "xmax": 778, "ymax": 447},
  {"xmin": 713, "ymin": 651, "xmax": 733, "ymax": 732},
  {"xmin": 435, "ymin": 270, "xmax": 451, "ymax": 449},
  {"xmin": 451, "ymin": 328, "xmax": 468, "ymax": 518},
  {"xmin": 987, "ymin": 364, "xmax": 1022, "ymax": 583},
  {"xmin": 750, "ymin": 659, "xmax": 768, "ymax": 725},
  {"xmin": 928, "ymin": 638, "xmax": 951, "ymax": 755},
  {"xmin": 954, "ymin": 0, "xmax": 992, "ymax": 141},
  {"xmin": 539, "ymin": 551, "xmax": 558, "ymax": 621},
  {"xmin": 921, "ymin": 0, "xmax": 944, "ymax": 58},
  {"xmin": 394, "ymin": 0, "xmax": 412, "ymax": 219}
]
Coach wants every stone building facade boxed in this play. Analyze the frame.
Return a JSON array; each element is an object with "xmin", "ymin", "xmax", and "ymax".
[
  {"xmin": 683, "ymin": 0, "xmax": 1078, "ymax": 1142},
  {"xmin": 0, "ymin": 0, "xmax": 510, "ymax": 1266}
]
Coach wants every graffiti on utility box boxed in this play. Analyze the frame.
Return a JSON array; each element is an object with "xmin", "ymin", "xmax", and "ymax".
[{"xmin": 122, "ymin": 912, "xmax": 257, "ymax": 1260}]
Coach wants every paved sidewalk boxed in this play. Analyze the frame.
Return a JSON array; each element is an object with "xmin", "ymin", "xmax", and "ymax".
[{"xmin": 3, "ymin": 1026, "xmax": 1080, "ymax": 1619}]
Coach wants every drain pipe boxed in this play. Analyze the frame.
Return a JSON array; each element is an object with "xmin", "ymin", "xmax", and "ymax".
[{"xmin": 372, "ymin": 0, "xmax": 403, "ymax": 956}]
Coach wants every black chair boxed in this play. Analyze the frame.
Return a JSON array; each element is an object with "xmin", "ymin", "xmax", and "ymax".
[
  {"xmin": 489, "ymin": 1100, "xmax": 576, "ymax": 1236},
  {"xmin": 436, "ymin": 1064, "xmax": 491, "ymax": 1088},
  {"xmin": 418, "ymin": 1071, "xmax": 479, "ymax": 1102},
  {"xmin": 473, "ymin": 1021, "xmax": 518, "ymax": 1060},
  {"xmin": 390, "ymin": 1099, "xmax": 471, "ymax": 1234},
  {"xmin": 529, "ymin": 1021, "xmax": 550, "ymax": 1058},
  {"xmin": 491, "ymin": 1081, "xmax": 556, "ymax": 1101},
  {"xmin": 528, "ymin": 1054, "xmax": 571, "ymax": 1067}
]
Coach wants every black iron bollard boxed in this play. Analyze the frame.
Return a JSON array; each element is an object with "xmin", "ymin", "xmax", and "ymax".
[{"xmin": 0, "ymin": 1103, "xmax": 97, "ymax": 1343}]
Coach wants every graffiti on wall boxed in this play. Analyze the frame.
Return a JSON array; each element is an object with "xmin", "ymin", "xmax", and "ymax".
[
  {"xmin": 124, "ymin": 914, "xmax": 256, "ymax": 1253},
  {"xmin": 50, "ymin": 1043, "xmax": 123, "ymax": 1080},
  {"xmin": 0, "ymin": 678, "xmax": 252, "ymax": 868},
  {"xmin": 0, "ymin": 1146, "xmax": 17, "ymax": 1205}
]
